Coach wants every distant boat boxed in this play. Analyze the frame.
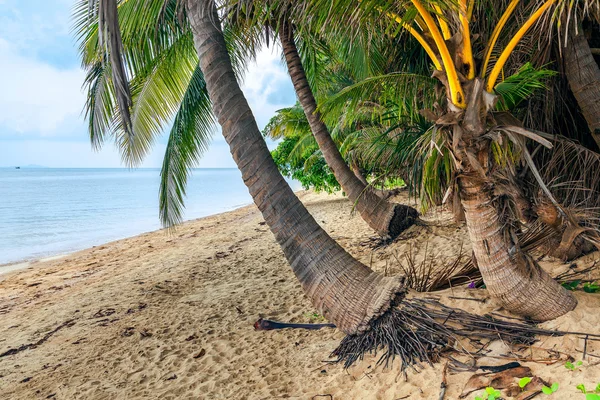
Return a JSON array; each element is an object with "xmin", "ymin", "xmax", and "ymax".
[{"xmin": 15, "ymin": 167, "xmax": 20, "ymax": 169}]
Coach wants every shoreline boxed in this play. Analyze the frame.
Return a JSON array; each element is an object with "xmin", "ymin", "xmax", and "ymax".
[
  {"xmin": 0, "ymin": 200, "xmax": 258, "ymax": 277},
  {"xmin": 1, "ymin": 190, "xmax": 598, "ymax": 399}
]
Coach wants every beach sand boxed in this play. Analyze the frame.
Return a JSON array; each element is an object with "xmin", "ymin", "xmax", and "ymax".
[{"xmin": 1, "ymin": 191, "xmax": 599, "ymax": 399}]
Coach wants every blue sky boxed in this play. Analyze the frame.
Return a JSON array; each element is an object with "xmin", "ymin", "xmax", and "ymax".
[{"xmin": 0, "ymin": 0, "xmax": 296, "ymax": 168}]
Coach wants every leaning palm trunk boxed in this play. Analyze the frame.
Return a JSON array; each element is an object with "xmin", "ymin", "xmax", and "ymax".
[
  {"xmin": 279, "ymin": 22, "xmax": 418, "ymax": 239},
  {"xmin": 350, "ymin": 159, "xmax": 369, "ymax": 186},
  {"xmin": 186, "ymin": 0, "xmax": 403, "ymax": 334},
  {"xmin": 563, "ymin": 23, "xmax": 600, "ymax": 149},
  {"xmin": 456, "ymin": 80, "xmax": 577, "ymax": 321}
]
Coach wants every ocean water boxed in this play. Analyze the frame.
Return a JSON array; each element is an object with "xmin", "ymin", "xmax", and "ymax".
[{"xmin": 0, "ymin": 168, "xmax": 300, "ymax": 267}]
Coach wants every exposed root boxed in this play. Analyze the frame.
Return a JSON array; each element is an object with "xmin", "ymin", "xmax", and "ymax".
[{"xmin": 331, "ymin": 297, "xmax": 595, "ymax": 370}]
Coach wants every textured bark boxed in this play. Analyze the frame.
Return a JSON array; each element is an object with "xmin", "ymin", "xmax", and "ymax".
[
  {"xmin": 563, "ymin": 24, "xmax": 600, "ymax": 149},
  {"xmin": 457, "ymin": 79, "xmax": 576, "ymax": 321},
  {"xmin": 279, "ymin": 22, "xmax": 418, "ymax": 239},
  {"xmin": 460, "ymin": 177, "xmax": 577, "ymax": 320},
  {"xmin": 186, "ymin": 0, "xmax": 403, "ymax": 334},
  {"xmin": 351, "ymin": 160, "xmax": 369, "ymax": 186}
]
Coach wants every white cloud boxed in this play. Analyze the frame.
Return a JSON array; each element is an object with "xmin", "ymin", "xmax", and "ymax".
[
  {"xmin": 0, "ymin": 39, "xmax": 86, "ymax": 137},
  {"xmin": 241, "ymin": 45, "xmax": 296, "ymax": 130},
  {"xmin": 0, "ymin": 30, "xmax": 295, "ymax": 167}
]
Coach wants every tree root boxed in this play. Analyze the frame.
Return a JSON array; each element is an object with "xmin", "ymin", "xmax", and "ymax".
[{"xmin": 331, "ymin": 297, "xmax": 599, "ymax": 370}]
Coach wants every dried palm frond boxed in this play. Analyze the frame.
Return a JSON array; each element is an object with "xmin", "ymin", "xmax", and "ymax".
[
  {"xmin": 332, "ymin": 296, "xmax": 600, "ymax": 370},
  {"xmin": 396, "ymin": 243, "xmax": 478, "ymax": 292},
  {"xmin": 522, "ymin": 135, "xmax": 600, "ymax": 259},
  {"xmin": 535, "ymin": 134, "xmax": 600, "ymax": 210}
]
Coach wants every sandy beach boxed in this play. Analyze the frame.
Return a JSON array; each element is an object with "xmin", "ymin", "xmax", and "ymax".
[{"xmin": 1, "ymin": 191, "xmax": 599, "ymax": 399}]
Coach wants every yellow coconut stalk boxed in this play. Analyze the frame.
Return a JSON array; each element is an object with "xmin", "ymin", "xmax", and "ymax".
[
  {"xmin": 385, "ymin": 9, "xmax": 443, "ymax": 70},
  {"xmin": 433, "ymin": 4, "xmax": 451, "ymax": 40},
  {"xmin": 486, "ymin": 0, "xmax": 556, "ymax": 92},
  {"xmin": 411, "ymin": 0, "xmax": 465, "ymax": 108},
  {"xmin": 481, "ymin": 0, "xmax": 520, "ymax": 79},
  {"xmin": 459, "ymin": 0, "xmax": 475, "ymax": 79}
]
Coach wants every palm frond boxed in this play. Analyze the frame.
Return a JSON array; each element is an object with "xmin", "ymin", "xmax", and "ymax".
[
  {"xmin": 159, "ymin": 65, "xmax": 216, "ymax": 227},
  {"xmin": 494, "ymin": 63, "xmax": 557, "ymax": 111},
  {"xmin": 262, "ymin": 103, "xmax": 310, "ymax": 139},
  {"xmin": 318, "ymin": 72, "xmax": 437, "ymax": 128},
  {"xmin": 82, "ymin": 60, "xmax": 116, "ymax": 149},
  {"xmin": 125, "ymin": 31, "xmax": 198, "ymax": 165},
  {"xmin": 98, "ymin": 0, "xmax": 134, "ymax": 142}
]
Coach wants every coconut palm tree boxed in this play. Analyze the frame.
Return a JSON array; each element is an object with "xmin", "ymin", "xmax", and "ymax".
[
  {"xmin": 74, "ymin": 0, "xmax": 406, "ymax": 335},
  {"xmin": 276, "ymin": 19, "xmax": 418, "ymax": 239},
  {"xmin": 297, "ymin": 0, "xmax": 584, "ymax": 320}
]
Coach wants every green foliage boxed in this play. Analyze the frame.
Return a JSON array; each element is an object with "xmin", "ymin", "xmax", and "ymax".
[
  {"xmin": 270, "ymin": 134, "xmax": 340, "ymax": 193},
  {"xmin": 563, "ymin": 280, "xmax": 582, "ymax": 291},
  {"xmin": 541, "ymin": 382, "xmax": 559, "ymax": 395},
  {"xmin": 560, "ymin": 281, "xmax": 600, "ymax": 293},
  {"xmin": 565, "ymin": 360, "xmax": 583, "ymax": 371},
  {"xmin": 264, "ymin": 103, "xmax": 340, "ymax": 193},
  {"xmin": 494, "ymin": 63, "xmax": 557, "ymax": 111},
  {"xmin": 576, "ymin": 382, "xmax": 600, "ymax": 397},
  {"xmin": 159, "ymin": 66, "xmax": 215, "ymax": 227},
  {"xmin": 519, "ymin": 377, "xmax": 533, "ymax": 389},
  {"xmin": 474, "ymin": 386, "xmax": 502, "ymax": 400},
  {"xmin": 583, "ymin": 282, "xmax": 600, "ymax": 293}
]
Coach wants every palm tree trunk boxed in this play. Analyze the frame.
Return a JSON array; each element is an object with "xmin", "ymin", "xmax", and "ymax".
[
  {"xmin": 186, "ymin": 0, "xmax": 403, "ymax": 334},
  {"xmin": 279, "ymin": 22, "xmax": 418, "ymax": 239},
  {"xmin": 457, "ymin": 79, "xmax": 577, "ymax": 321},
  {"xmin": 460, "ymin": 177, "xmax": 577, "ymax": 320},
  {"xmin": 350, "ymin": 159, "xmax": 369, "ymax": 186},
  {"xmin": 563, "ymin": 23, "xmax": 600, "ymax": 149}
]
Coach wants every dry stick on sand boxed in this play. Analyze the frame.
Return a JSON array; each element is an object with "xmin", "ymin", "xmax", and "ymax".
[
  {"xmin": 0, "ymin": 319, "xmax": 76, "ymax": 358},
  {"xmin": 438, "ymin": 361, "xmax": 449, "ymax": 400}
]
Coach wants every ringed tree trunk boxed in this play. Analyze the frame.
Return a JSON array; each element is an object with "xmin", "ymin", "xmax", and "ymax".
[
  {"xmin": 350, "ymin": 155, "xmax": 399, "ymax": 199},
  {"xmin": 350, "ymin": 158, "xmax": 369, "ymax": 186},
  {"xmin": 279, "ymin": 22, "xmax": 418, "ymax": 240},
  {"xmin": 186, "ymin": 0, "xmax": 404, "ymax": 334},
  {"xmin": 563, "ymin": 23, "xmax": 600, "ymax": 149},
  {"xmin": 455, "ymin": 79, "xmax": 577, "ymax": 321}
]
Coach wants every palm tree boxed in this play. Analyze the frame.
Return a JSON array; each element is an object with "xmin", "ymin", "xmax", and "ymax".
[
  {"xmin": 563, "ymin": 21, "xmax": 600, "ymax": 149},
  {"xmin": 414, "ymin": 0, "xmax": 579, "ymax": 319},
  {"xmin": 75, "ymin": 0, "xmax": 406, "ymax": 335},
  {"xmin": 277, "ymin": 20, "xmax": 418, "ymax": 239},
  {"xmin": 299, "ymin": 0, "xmax": 581, "ymax": 320}
]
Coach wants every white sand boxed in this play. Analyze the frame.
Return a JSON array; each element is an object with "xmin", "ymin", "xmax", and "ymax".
[{"xmin": 0, "ymin": 191, "xmax": 599, "ymax": 399}]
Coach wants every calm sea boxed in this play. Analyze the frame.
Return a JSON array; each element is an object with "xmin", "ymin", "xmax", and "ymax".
[{"xmin": 0, "ymin": 168, "xmax": 300, "ymax": 267}]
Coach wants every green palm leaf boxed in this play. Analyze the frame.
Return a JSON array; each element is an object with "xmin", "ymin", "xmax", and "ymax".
[{"xmin": 159, "ymin": 65, "xmax": 216, "ymax": 227}]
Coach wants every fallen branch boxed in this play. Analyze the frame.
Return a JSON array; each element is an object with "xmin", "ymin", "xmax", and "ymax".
[{"xmin": 254, "ymin": 318, "xmax": 335, "ymax": 331}]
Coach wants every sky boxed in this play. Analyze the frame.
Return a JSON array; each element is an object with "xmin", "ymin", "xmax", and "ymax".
[{"xmin": 0, "ymin": 0, "xmax": 297, "ymax": 168}]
